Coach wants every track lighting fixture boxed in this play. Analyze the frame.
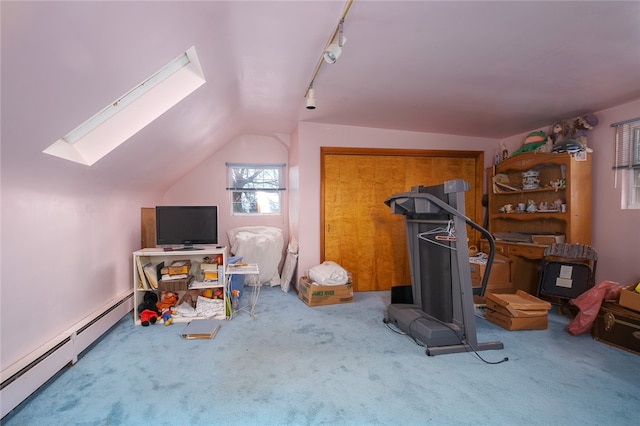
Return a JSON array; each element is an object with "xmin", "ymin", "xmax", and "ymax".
[
  {"xmin": 323, "ymin": 19, "xmax": 346, "ymax": 64},
  {"xmin": 306, "ymin": 87, "xmax": 317, "ymax": 110},
  {"xmin": 303, "ymin": 0, "xmax": 354, "ymax": 110}
]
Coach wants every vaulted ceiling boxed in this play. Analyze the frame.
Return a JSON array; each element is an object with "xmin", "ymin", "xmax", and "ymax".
[{"xmin": 2, "ymin": 1, "xmax": 639, "ymax": 193}]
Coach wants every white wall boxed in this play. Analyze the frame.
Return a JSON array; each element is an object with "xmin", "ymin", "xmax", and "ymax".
[
  {"xmin": 162, "ymin": 134, "xmax": 290, "ymax": 247},
  {"xmin": 500, "ymin": 98, "xmax": 640, "ymax": 285},
  {"xmin": 0, "ymin": 179, "xmax": 160, "ymax": 371},
  {"xmin": 292, "ymin": 123, "xmax": 498, "ymax": 278}
]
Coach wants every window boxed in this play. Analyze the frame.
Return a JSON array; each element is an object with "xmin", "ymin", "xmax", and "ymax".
[
  {"xmin": 612, "ymin": 117, "xmax": 640, "ymax": 209},
  {"xmin": 43, "ymin": 47, "xmax": 205, "ymax": 166},
  {"xmin": 226, "ymin": 163, "xmax": 286, "ymax": 214}
]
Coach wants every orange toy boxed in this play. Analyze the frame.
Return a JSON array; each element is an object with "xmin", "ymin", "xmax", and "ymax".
[{"xmin": 156, "ymin": 291, "xmax": 178, "ymax": 310}]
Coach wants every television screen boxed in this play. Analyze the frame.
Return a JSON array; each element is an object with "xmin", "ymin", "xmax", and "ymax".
[{"xmin": 155, "ymin": 206, "xmax": 218, "ymax": 247}]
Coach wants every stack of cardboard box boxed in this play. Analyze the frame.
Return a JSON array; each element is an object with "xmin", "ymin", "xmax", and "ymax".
[{"xmin": 484, "ymin": 290, "xmax": 551, "ymax": 330}]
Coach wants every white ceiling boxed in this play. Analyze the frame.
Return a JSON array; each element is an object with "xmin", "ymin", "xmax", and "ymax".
[{"xmin": 2, "ymin": 1, "xmax": 640, "ymax": 193}]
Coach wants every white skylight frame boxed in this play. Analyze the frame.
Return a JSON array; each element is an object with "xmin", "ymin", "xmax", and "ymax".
[{"xmin": 43, "ymin": 46, "xmax": 206, "ymax": 166}]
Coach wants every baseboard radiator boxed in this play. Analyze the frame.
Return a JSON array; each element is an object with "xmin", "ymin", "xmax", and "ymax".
[{"xmin": 0, "ymin": 289, "xmax": 133, "ymax": 419}]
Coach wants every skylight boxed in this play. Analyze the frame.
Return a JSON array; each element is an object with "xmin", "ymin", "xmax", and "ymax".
[{"xmin": 43, "ymin": 46, "xmax": 206, "ymax": 166}]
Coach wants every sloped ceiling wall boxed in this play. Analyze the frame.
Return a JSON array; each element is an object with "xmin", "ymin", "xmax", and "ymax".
[{"xmin": 2, "ymin": 1, "xmax": 639, "ymax": 196}]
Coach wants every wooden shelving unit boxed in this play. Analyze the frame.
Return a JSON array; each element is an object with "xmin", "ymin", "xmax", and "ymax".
[
  {"xmin": 132, "ymin": 246, "xmax": 228, "ymax": 325},
  {"xmin": 482, "ymin": 151, "xmax": 592, "ymax": 294}
]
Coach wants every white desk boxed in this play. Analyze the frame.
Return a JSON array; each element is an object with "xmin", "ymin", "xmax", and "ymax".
[{"xmin": 225, "ymin": 263, "xmax": 260, "ymax": 319}]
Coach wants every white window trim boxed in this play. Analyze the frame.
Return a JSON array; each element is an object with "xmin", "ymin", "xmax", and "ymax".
[
  {"xmin": 624, "ymin": 168, "xmax": 640, "ymax": 209},
  {"xmin": 612, "ymin": 117, "xmax": 640, "ymax": 209},
  {"xmin": 226, "ymin": 163, "xmax": 286, "ymax": 215}
]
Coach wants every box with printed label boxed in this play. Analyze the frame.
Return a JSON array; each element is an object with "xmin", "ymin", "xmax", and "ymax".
[{"xmin": 297, "ymin": 276, "xmax": 353, "ymax": 307}]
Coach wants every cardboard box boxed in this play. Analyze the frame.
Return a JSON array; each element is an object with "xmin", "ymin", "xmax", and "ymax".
[
  {"xmin": 469, "ymin": 254, "xmax": 511, "ymax": 288},
  {"xmin": 485, "ymin": 308, "xmax": 548, "ymax": 330},
  {"xmin": 473, "ymin": 282, "xmax": 514, "ymax": 305},
  {"xmin": 485, "ymin": 290, "xmax": 551, "ymax": 317},
  {"xmin": 298, "ymin": 276, "xmax": 353, "ymax": 307},
  {"xmin": 618, "ymin": 284, "xmax": 640, "ymax": 312},
  {"xmin": 485, "ymin": 296, "xmax": 548, "ymax": 318},
  {"xmin": 484, "ymin": 290, "xmax": 550, "ymax": 331}
]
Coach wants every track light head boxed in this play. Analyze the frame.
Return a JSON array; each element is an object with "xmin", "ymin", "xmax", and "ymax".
[
  {"xmin": 323, "ymin": 43, "xmax": 342, "ymax": 64},
  {"xmin": 324, "ymin": 19, "xmax": 346, "ymax": 64},
  {"xmin": 306, "ymin": 88, "xmax": 316, "ymax": 109},
  {"xmin": 323, "ymin": 35, "xmax": 346, "ymax": 64}
]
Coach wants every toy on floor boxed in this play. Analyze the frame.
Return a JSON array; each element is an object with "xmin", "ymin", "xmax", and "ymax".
[
  {"xmin": 161, "ymin": 308, "xmax": 174, "ymax": 326},
  {"xmin": 139, "ymin": 309, "xmax": 159, "ymax": 326},
  {"xmin": 138, "ymin": 291, "xmax": 159, "ymax": 326}
]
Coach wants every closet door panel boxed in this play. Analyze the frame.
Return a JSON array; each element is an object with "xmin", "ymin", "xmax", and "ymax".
[{"xmin": 322, "ymin": 148, "xmax": 482, "ymax": 292}]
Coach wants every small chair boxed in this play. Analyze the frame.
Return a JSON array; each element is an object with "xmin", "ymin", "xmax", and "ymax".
[{"xmin": 537, "ymin": 243, "xmax": 598, "ymax": 313}]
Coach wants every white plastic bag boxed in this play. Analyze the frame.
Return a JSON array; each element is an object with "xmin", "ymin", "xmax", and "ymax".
[{"xmin": 308, "ymin": 261, "xmax": 349, "ymax": 285}]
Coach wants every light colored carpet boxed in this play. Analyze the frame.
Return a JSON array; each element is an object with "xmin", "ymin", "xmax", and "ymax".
[{"xmin": 3, "ymin": 286, "xmax": 639, "ymax": 425}]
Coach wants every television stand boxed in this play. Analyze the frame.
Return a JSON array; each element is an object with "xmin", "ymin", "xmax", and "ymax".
[{"xmin": 132, "ymin": 246, "xmax": 228, "ymax": 325}]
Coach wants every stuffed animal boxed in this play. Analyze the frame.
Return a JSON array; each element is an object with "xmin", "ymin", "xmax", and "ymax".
[
  {"xmin": 156, "ymin": 291, "xmax": 179, "ymax": 311},
  {"xmin": 178, "ymin": 289, "xmax": 200, "ymax": 308},
  {"xmin": 549, "ymin": 122, "xmax": 566, "ymax": 145},
  {"xmin": 512, "ymin": 130, "xmax": 548, "ymax": 156},
  {"xmin": 138, "ymin": 291, "xmax": 159, "ymax": 326},
  {"xmin": 139, "ymin": 309, "xmax": 159, "ymax": 326},
  {"xmin": 568, "ymin": 113, "xmax": 598, "ymax": 148},
  {"xmin": 554, "ymin": 114, "xmax": 598, "ymax": 149}
]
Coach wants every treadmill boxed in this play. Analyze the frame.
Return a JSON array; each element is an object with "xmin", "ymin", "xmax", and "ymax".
[{"xmin": 384, "ymin": 179, "xmax": 504, "ymax": 356}]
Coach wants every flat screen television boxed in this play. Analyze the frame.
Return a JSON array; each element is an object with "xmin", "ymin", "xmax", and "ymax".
[{"xmin": 155, "ymin": 206, "xmax": 218, "ymax": 248}]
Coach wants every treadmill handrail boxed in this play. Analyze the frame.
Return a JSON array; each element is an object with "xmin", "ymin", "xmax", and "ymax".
[{"xmin": 386, "ymin": 192, "xmax": 496, "ymax": 297}]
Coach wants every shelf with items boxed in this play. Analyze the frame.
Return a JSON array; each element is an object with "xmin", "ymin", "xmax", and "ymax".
[
  {"xmin": 485, "ymin": 151, "xmax": 592, "ymax": 295},
  {"xmin": 132, "ymin": 247, "xmax": 228, "ymax": 326},
  {"xmin": 487, "ymin": 151, "xmax": 591, "ymax": 245}
]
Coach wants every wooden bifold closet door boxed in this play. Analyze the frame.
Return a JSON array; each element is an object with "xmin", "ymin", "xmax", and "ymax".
[{"xmin": 321, "ymin": 147, "xmax": 483, "ymax": 292}]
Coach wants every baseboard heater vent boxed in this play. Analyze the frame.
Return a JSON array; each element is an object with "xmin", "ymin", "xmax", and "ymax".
[{"xmin": 1, "ymin": 290, "xmax": 133, "ymax": 419}]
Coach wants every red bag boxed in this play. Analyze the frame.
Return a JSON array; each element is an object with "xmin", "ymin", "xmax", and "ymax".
[{"xmin": 567, "ymin": 280, "xmax": 623, "ymax": 335}]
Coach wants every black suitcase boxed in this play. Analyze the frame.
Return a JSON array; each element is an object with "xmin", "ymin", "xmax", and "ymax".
[{"xmin": 592, "ymin": 301, "xmax": 640, "ymax": 355}]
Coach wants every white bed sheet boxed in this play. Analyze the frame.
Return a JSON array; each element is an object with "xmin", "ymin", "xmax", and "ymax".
[{"xmin": 227, "ymin": 226, "xmax": 284, "ymax": 286}]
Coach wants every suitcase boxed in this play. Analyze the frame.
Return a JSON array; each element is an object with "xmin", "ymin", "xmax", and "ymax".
[{"xmin": 591, "ymin": 301, "xmax": 640, "ymax": 355}]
